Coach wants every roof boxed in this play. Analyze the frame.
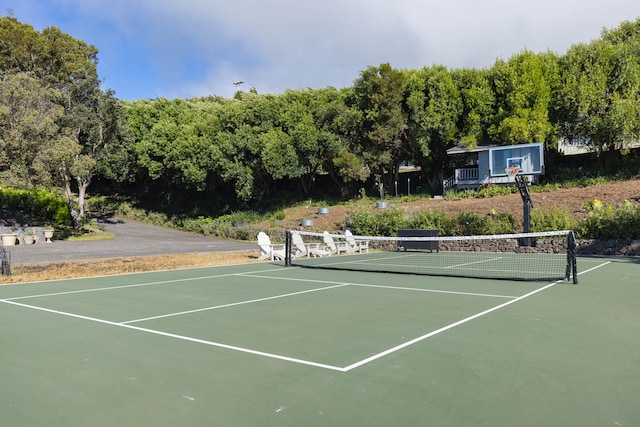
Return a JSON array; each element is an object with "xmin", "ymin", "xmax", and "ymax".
[{"xmin": 446, "ymin": 144, "xmax": 500, "ymax": 155}]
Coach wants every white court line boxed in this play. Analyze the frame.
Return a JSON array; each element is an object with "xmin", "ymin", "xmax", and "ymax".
[
  {"xmin": 341, "ymin": 260, "xmax": 611, "ymax": 371},
  {"xmin": 241, "ymin": 273, "xmax": 517, "ymax": 298},
  {"xmin": 445, "ymin": 257, "xmax": 503, "ymax": 269},
  {"xmin": 122, "ymin": 283, "xmax": 349, "ymax": 324},
  {"xmin": 0, "ymin": 298, "xmax": 346, "ymax": 372},
  {"xmin": 4, "ymin": 267, "xmax": 286, "ymax": 301},
  {"xmin": 349, "ymin": 283, "xmax": 517, "ymax": 299}
]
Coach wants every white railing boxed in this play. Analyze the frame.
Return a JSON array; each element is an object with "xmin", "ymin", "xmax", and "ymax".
[
  {"xmin": 442, "ymin": 175, "xmax": 455, "ymax": 193},
  {"xmin": 443, "ymin": 168, "xmax": 480, "ymax": 195},
  {"xmin": 454, "ymin": 168, "xmax": 479, "ymax": 181}
]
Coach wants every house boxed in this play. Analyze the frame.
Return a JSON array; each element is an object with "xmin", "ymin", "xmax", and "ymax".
[{"xmin": 443, "ymin": 142, "xmax": 544, "ymax": 194}]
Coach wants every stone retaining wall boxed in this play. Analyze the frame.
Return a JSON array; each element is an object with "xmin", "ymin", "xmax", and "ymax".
[
  {"xmin": 377, "ymin": 237, "xmax": 640, "ymax": 256},
  {"xmin": 576, "ymin": 239, "xmax": 640, "ymax": 256}
]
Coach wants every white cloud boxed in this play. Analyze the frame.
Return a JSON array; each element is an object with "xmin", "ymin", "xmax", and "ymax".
[{"xmin": 35, "ymin": 0, "xmax": 640, "ymax": 98}]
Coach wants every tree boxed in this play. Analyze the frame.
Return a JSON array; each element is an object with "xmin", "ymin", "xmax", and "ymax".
[
  {"xmin": 0, "ymin": 16, "xmax": 113, "ymax": 231},
  {"xmin": 351, "ymin": 63, "xmax": 409, "ymax": 190},
  {"xmin": 0, "ymin": 16, "xmax": 43, "ymax": 74},
  {"xmin": 405, "ymin": 66, "xmax": 463, "ymax": 191},
  {"xmin": 308, "ymin": 87, "xmax": 366, "ymax": 196},
  {"xmin": 488, "ymin": 50, "xmax": 559, "ymax": 145},
  {"xmin": 53, "ymin": 85, "xmax": 123, "ymax": 231},
  {"xmin": 0, "ymin": 73, "xmax": 63, "ymax": 187},
  {"xmin": 556, "ymin": 19, "xmax": 640, "ymax": 161},
  {"xmin": 450, "ymin": 67, "xmax": 495, "ymax": 149}
]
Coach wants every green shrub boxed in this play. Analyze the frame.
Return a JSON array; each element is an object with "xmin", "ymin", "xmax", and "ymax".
[
  {"xmin": 345, "ymin": 207, "xmax": 405, "ymax": 236},
  {"xmin": 579, "ymin": 199, "xmax": 640, "ymax": 239},
  {"xmin": 530, "ymin": 206, "xmax": 577, "ymax": 232},
  {"xmin": 406, "ymin": 210, "xmax": 456, "ymax": 236},
  {"xmin": 452, "ymin": 212, "xmax": 515, "ymax": 236},
  {"xmin": 483, "ymin": 212, "xmax": 516, "ymax": 235},
  {"xmin": 0, "ymin": 187, "xmax": 71, "ymax": 226},
  {"xmin": 445, "ymin": 186, "xmax": 516, "ymax": 200},
  {"xmin": 345, "ymin": 207, "xmax": 515, "ymax": 237}
]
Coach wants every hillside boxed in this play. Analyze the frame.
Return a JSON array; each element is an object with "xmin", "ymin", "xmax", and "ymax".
[{"xmin": 279, "ymin": 179, "xmax": 640, "ymax": 232}]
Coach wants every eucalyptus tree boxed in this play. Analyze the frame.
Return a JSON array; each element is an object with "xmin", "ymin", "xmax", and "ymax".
[
  {"xmin": 405, "ymin": 65, "xmax": 463, "ymax": 190},
  {"xmin": 556, "ymin": 19, "xmax": 640, "ymax": 159},
  {"xmin": 488, "ymin": 50, "xmax": 559, "ymax": 145},
  {"xmin": 351, "ymin": 63, "xmax": 409, "ymax": 190}
]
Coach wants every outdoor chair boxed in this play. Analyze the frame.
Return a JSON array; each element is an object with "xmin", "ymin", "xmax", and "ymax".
[
  {"xmin": 345, "ymin": 229, "xmax": 369, "ymax": 253},
  {"xmin": 323, "ymin": 231, "xmax": 351, "ymax": 254},
  {"xmin": 291, "ymin": 232, "xmax": 330, "ymax": 258},
  {"xmin": 257, "ymin": 232, "xmax": 286, "ymax": 261}
]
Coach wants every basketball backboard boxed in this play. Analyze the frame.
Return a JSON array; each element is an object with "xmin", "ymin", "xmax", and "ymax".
[{"xmin": 489, "ymin": 142, "xmax": 544, "ymax": 177}]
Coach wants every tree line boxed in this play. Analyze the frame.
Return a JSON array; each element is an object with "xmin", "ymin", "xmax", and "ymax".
[{"xmin": 1, "ymin": 15, "xmax": 640, "ymax": 227}]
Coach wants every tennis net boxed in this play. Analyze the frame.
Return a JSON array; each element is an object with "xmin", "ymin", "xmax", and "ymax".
[{"xmin": 285, "ymin": 229, "xmax": 578, "ymax": 283}]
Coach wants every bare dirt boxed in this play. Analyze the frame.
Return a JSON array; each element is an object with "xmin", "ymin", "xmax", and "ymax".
[{"xmin": 279, "ymin": 179, "xmax": 640, "ymax": 231}]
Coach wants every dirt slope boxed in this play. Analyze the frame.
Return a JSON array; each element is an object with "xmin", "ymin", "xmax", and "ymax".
[{"xmin": 282, "ymin": 179, "xmax": 640, "ymax": 231}]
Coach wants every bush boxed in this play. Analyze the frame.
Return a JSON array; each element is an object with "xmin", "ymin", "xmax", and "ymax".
[
  {"xmin": 530, "ymin": 206, "xmax": 577, "ymax": 232},
  {"xmin": 344, "ymin": 207, "xmax": 516, "ymax": 237},
  {"xmin": 406, "ymin": 210, "xmax": 456, "ymax": 236},
  {"xmin": 344, "ymin": 207, "xmax": 405, "ymax": 236},
  {"xmin": 0, "ymin": 187, "xmax": 71, "ymax": 226},
  {"xmin": 453, "ymin": 212, "xmax": 515, "ymax": 236},
  {"xmin": 579, "ymin": 199, "xmax": 640, "ymax": 239}
]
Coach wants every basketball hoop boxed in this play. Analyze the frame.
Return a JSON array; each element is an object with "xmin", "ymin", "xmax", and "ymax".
[{"xmin": 505, "ymin": 167, "xmax": 521, "ymax": 180}]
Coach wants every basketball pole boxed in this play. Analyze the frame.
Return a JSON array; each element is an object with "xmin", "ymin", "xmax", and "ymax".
[{"xmin": 507, "ymin": 168, "xmax": 533, "ymax": 246}]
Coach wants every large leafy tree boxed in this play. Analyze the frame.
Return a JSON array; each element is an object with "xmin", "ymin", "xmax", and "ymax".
[
  {"xmin": 451, "ymin": 67, "xmax": 495, "ymax": 148},
  {"xmin": 489, "ymin": 50, "xmax": 559, "ymax": 145},
  {"xmin": 0, "ymin": 73, "xmax": 63, "ymax": 187},
  {"xmin": 308, "ymin": 87, "xmax": 367, "ymax": 196},
  {"xmin": 556, "ymin": 19, "xmax": 640, "ymax": 160},
  {"xmin": 351, "ymin": 63, "xmax": 409, "ymax": 190},
  {"xmin": 405, "ymin": 65, "xmax": 462, "ymax": 190},
  {"xmin": 53, "ymin": 82, "xmax": 123, "ymax": 230},
  {"xmin": 0, "ymin": 16, "xmax": 118, "ymax": 230},
  {"xmin": 211, "ymin": 93, "xmax": 282, "ymax": 205},
  {"xmin": 0, "ymin": 16, "xmax": 43, "ymax": 73}
]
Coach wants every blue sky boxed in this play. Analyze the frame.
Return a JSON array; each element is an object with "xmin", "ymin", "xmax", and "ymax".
[{"xmin": 6, "ymin": 0, "xmax": 639, "ymax": 101}]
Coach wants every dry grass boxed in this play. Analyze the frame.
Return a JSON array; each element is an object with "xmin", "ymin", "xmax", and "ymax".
[{"xmin": 1, "ymin": 251, "xmax": 261, "ymax": 284}]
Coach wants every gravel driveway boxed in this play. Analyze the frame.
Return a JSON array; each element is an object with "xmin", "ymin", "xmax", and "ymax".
[{"xmin": 4, "ymin": 218, "xmax": 257, "ymax": 265}]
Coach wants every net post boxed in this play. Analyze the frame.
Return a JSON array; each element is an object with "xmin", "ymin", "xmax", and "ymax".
[
  {"xmin": 284, "ymin": 230, "xmax": 292, "ymax": 266},
  {"xmin": 566, "ymin": 231, "xmax": 578, "ymax": 284},
  {"xmin": 0, "ymin": 247, "xmax": 10, "ymax": 276}
]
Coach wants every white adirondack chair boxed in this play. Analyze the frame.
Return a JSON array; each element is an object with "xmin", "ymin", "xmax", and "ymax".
[
  {"xmin": 257, "ymin": 232, "xmax": 286, "ymax": 261},
  {"xmin": 345, "ymin": 229, "xmax": 369, "ymax": 253},
  {"xmin": 291, "ymin": 232, "xmax": 330, "ymax": 257},
  {"xmin": 323, "ymin": 231, "xmax": 351, "ymax": 254}
]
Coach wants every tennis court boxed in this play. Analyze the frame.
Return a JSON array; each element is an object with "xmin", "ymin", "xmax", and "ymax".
[{"xmin": 1, "ymin": 255, "xmax": 638, "ymax": 426}]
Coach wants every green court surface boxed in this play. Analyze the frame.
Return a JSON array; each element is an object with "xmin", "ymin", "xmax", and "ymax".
[{"xmin": 1, "ymin": 256, "xmax": 638, "ymax": 426}]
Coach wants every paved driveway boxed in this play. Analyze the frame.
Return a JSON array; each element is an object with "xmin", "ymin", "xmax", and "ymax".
[{"xmin": 4, "ymin": 218, "xmax": 257, "ymax": 265}]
